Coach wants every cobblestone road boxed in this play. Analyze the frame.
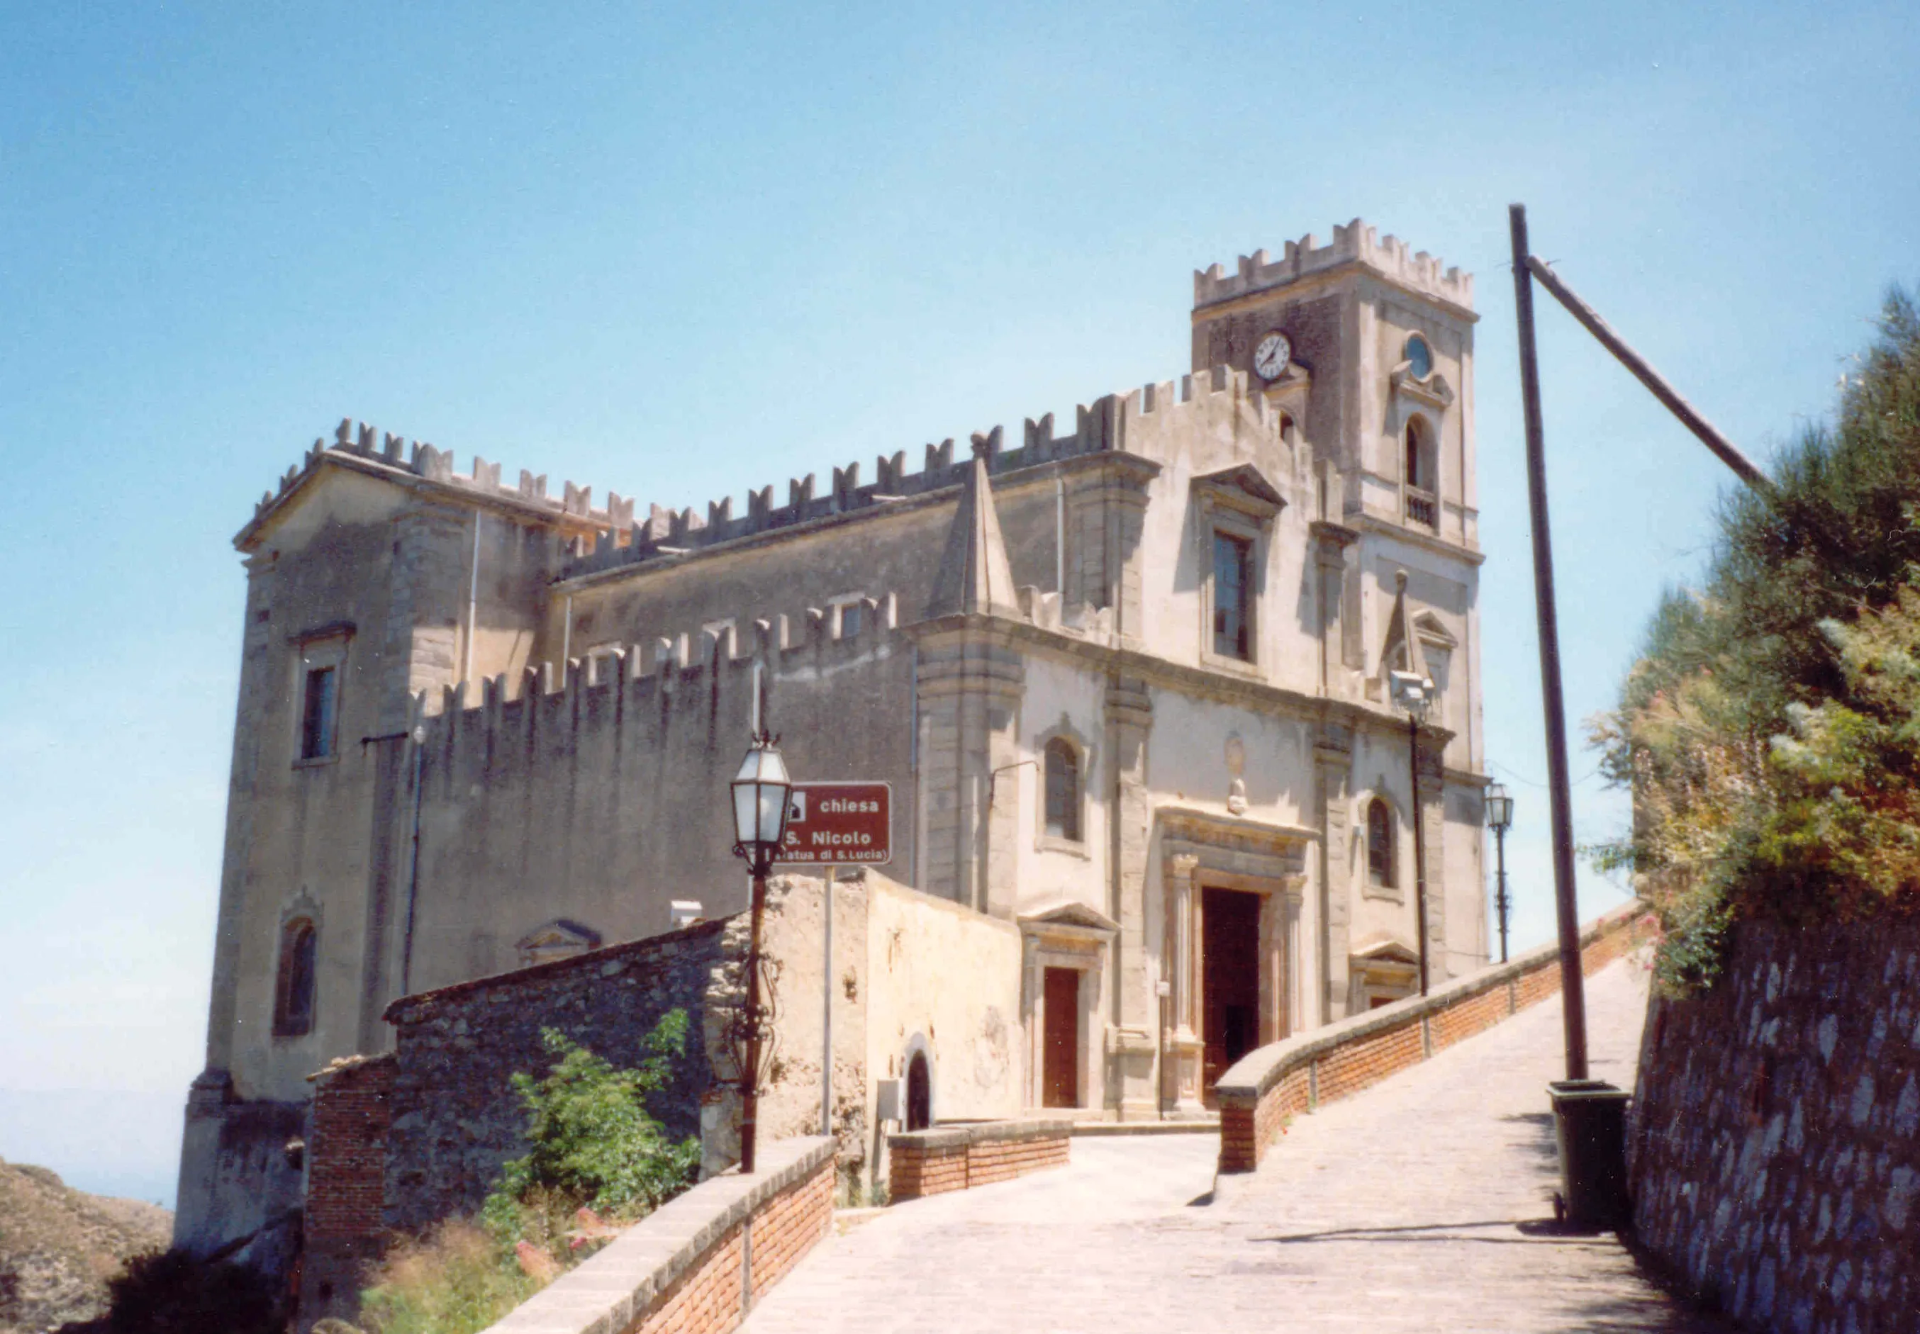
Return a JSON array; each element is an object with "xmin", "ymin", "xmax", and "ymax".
[{"xmin": 743, "ymin": 956, "xmax": 1733, "ymax": 1333}]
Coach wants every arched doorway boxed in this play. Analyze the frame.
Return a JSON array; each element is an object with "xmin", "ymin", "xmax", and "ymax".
[{"xmin": 905, "ymin": 1052, "xmax": 932, "ymax": 1131}]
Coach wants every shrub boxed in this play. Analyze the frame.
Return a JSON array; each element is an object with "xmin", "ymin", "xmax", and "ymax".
[
  {"xmin": 1591, "ymin": 290, "xmax": 1920, "ymax": 989},
  {"xmin": 98, "ymin": 1248, "xmax": 282, "ymax": 1334},
  {"xmin": 356, "ymin": 1219, "xmax": 535, "ymax": 1334},
  {"xmin": 359, "ymin": 1013, "xmax": 699, "ymax": 1334}
]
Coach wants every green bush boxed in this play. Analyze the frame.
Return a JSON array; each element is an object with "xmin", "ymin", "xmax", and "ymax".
[
  {"xmin": 1591, "ymin": 290, "xmax": 1920, "ymax": 990},
  {"xmin": 482, "ymin": 1016, "xmax": 701, "ymax": 1231},
  {"xmin": 360, "ymin": 1012, "xmax": 700, "ymax": 1334}
]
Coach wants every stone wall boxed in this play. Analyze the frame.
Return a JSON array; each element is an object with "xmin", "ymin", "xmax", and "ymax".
[
  {"xmin": 381, "ymin": 918, "xmax": 734, "ymax": 1231},
  {"xmin": 1628, "ymin": 915, "xmax": 1920, "ymax": 1331}
]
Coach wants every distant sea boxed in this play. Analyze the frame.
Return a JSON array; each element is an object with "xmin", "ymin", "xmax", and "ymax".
[{"xmin": 0, "ymin": 1089, "xmax": 183, "ymax": 1209}]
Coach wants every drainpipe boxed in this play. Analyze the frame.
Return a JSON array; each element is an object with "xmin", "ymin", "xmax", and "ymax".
[
  {"xmin": 399, "ymin": 722, "xmax": 426, "ymax": 997},
  {"xmin": 463, "ymin": 512, "xmax": 483, "ymax": 685}
]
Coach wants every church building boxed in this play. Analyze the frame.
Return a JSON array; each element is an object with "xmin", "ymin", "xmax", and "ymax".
[{"xmin": 176, "ymin": 219, "xmax": 1489, "ymax": 1254}]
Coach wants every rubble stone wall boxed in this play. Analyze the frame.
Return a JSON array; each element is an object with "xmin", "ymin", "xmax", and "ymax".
[{"xmin": 1629, "ymin": 915, "xmax": 1920, "ymax": 1331}]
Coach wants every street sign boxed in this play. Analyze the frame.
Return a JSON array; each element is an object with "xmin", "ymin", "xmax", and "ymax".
[{"xmin": 776, "ymin": 782, "xmax": 891, "ymax": 865}]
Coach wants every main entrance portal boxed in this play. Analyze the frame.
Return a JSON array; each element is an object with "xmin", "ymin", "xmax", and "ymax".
[{"xmin": 1202, "ymin": 887, "xmax": 1262, "ymax": 1091}]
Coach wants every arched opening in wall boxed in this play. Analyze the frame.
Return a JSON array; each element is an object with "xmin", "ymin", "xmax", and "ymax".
[
  {"xmin": 1278, "ymin": 412, "xmax": 1297, "ymax": 446},
  {"xmin": 274, "ymin": 917, "xmax": 317, "ymax": 1037},
  {"xmin": 1404, "ymin": 417, "xmax": 1437, "ymax": 529},
  {"xmin": 1366, "ymin": 799, "xmax": 1398, "ymax": 891},
  {"xmin": 1043, "ymin": 739, "xmax": 1081, "ymax": 842},
  {"xmin": 905, "ymin": 1052, "xmax": 932, "ymax": 1131}
]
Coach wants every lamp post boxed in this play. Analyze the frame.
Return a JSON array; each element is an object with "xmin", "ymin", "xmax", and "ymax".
[
  {"xmin": 729, "ymin": 730, "xmax": 794, "ymax": 1175},
  {"xmin": 1486, "ymin": 781, "xmax": 1514, "ymax": 964},
  {"xmin": 1389, "ymin": 670, "xmax": 1435, "ymax": 995}
]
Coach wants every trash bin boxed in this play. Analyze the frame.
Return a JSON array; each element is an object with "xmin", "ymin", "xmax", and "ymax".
[{"xmin": 1548, "ymin": 1079, "xmax": 1632, "ymax": 1231}]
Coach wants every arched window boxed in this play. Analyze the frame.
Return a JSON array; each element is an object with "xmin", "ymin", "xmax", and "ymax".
[
  {"xmin": 1043, "ymin": 739, "xmax": 1080, "ymax": 842},
  {"xmin": 1403, "ymin": 417, "xmax": 1437, "ymax": 529},
  {"xmin": 1366, "ymin": 799, "xmax": 1397, "ymax": 889},
  {"xmin": 273, "ymin": 917, "xmax": 318, "ymax": 1037}
]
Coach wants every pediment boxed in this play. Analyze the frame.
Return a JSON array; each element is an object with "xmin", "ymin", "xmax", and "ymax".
[
  {"xmin": 1192, "ymin": 463, "xmax": 1286, "ymax": 519},
  {"xmin": 1389, "ymin": 363, "xmax": 1456, "ymax": 409},
  {"xmin": 1018, "ymin": 900, "xmax": 1120, "ymax": 938},
  {"xmin": 1350, "ymin": 935, "xmax": 1420, "ymax": 966},
  {"xmin": 516, "ymin": 918, "xmax": 602, "ymax": 966},
  {"xmin": 1413, "ymin": 610, "xmax": 1457, "ymax": 648}
]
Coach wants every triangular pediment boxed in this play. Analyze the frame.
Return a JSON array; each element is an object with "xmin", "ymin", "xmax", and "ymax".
[
  {"xmin": 1350, "ymin": 935, "xmax": 1420, "ymax": 966},
  {"xmin": 1413, "ymin": 610, "xmax": 1457, "ymax": 648},
  {"xmin": 1019, "ymin": 901, "xmax": 1120, "ymax": 934},
  {"xmin": 516, "ymin": 918, "xmax": 602, "ymax": 965},
  {"xmin": 1193, "ymin": 463, "xmax": 1286, "ymax": 516}
]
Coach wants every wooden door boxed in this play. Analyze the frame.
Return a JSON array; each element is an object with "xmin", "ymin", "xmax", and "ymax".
[
  {"xmin": 1202, "ymin": 888, "xmax": 1262, "ymax": 1092},
  {"xmin": 1042, "ymin": 967, "xmax": 1080, "ymax": 1108}
]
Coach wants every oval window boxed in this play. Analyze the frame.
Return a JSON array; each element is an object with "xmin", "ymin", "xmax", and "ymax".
[{"xmin": 1405, "ymin": 334, "xmax": 1433, "ymax": 380}]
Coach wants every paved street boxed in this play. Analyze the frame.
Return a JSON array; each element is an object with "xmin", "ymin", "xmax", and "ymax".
[{"xmin": 743, "ymin": 956, "xmax": 1731, "ymax": 1333}]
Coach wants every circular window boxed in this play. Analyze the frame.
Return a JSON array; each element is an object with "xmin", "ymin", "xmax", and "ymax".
[{"xmin": 1405, "ymin": 334, "xmax": 1433, "ymax": 380}]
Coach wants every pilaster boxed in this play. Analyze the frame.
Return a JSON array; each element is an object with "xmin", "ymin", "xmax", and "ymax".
[
  {"xmin": 912, "ymin": 623, "xmax": 1025, "ymax": 915},
  {"xmin": 1103, "ymin": 673, "xmax": 1154, "ymax": 1115},
  {"xmin": 1315, "ymin": 726, "xmax": 1354, "ymax": 1024},
  {"xmin": 1067, "ymin": 459, "xmax": 1156, "ymax": 649}
]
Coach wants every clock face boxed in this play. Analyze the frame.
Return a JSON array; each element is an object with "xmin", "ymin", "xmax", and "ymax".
[{"xmin": 1253, "ymin": 331, "xmax": 1291, "ymax": 381}]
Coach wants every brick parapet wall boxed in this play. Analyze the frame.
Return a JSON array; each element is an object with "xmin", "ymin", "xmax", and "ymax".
[
  {"xmin": 483, "ymin": 1135, "xmax": 836, "ymax": 1334},
  {"xmin": 1629, "ymin": 915, "xmax": 1920, "ymax": 1332},
  {"xmin": 887, "ymin": 1119, "xmax": 1072, "ymax": 1201},
  {"xmin": 1216, "ymin": 902, "xmax": 1649, "ymax": 1174}
]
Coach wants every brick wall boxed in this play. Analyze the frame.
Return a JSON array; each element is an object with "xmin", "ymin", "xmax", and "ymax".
[
  {"xmin": 299, "ymin": 1052, "xmax": 396, "ymax": 1332},
  {"xmin": 887, "ymin": 1119, "xmax": 1071, "ymax": 1201},
  {"xmin": 476, "ymin": 1135, "xmax": 836, "ymax": 1334},
  {"xmin": 1630, "ymin": 915, "xmax": 1920, "ymax": 1332},
  {"xmin": 1216, "ymin": 902, "xmax": 1648, "ymax": 1174}
]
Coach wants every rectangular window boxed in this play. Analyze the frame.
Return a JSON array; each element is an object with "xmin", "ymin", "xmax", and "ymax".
[
  {"xmin": 839, "ymin": 602, "xmax": 863, "ymax": 638},
  {"xmin": 1212, "ymin": 532, "xmax": 1252, "ymax": 660},
  {"xmin": 301, "ymin": 666, "xmax": 336, "ymax": 760}
]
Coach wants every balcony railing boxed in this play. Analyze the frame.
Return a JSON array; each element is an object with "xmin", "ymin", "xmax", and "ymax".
[{"xmin": 1405, "ymin": 487, "xmax": 1438, "ymax": 530}]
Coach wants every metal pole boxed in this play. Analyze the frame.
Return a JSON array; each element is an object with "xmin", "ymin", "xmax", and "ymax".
[
  {"xmin": 1523, "ymin": 257, "xmax": 1773, "ymax": 495},
  {"xmin": 1494, "ymin": 828, "xmax": 1510, "ymax": 965},
  {"xmin": 741, "ymin": 861, "xmax": 768, "ymax": 1174},
  {"xmin": 1411, "ymin": 711, "xmax": 1429, "ymax": 996},
  {"xmin": 1510, "ymin": 203, "xmax": 1589, "ymax": 1081},
  {"xmin": 821, "ymin": 866, "xmax": 835, "ymax": 1138}
]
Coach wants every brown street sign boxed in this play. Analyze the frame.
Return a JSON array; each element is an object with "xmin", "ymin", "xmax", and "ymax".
[{"xmin": 777, "ymin": 782, "xmax": 891, "ymax": 865}]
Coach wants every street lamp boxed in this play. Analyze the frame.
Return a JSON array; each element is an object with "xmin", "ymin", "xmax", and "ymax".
[
  {"xmin": 1389, "ymin": 669, "xmax": 1435, "ymax": 995},
  {"xmin": 729, "ymin": 730, "xmax": 794, "ymax": 1174},
  {"xmin": 1486, "ymin": 781, "xmax": 1514, "ymax": 964}
]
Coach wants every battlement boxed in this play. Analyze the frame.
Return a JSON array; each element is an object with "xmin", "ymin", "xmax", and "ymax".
[
  {"xmin": 1193, "ymin": 219, "xmax": 1473, "ymax": 312},
  {"xmin": 560, "ymin": 363, "xmax": 1272, "ymax": 580},
  {"xmin": 414, "ymin": 587, "xmax": 907, "ymax": 756},
  {"xmin": 245, "ymin": 418, "xmax": 636, "ymax": 539}
]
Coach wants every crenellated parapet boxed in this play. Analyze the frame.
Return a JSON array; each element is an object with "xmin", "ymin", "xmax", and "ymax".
[
  {"xmin": 243, "ymin": 418, "xmax": 637, "ymax": 541},
  {"xmin": 562, "ymin": 363, "xmax": 1276, "ymax": 580},
  {"xmin": 1193, "ymin": 219, "xmax": 1473, "ymax": 312},
  {"xmin": 414, "ymin": 589, "xmax": 904, "ymax": 738}
]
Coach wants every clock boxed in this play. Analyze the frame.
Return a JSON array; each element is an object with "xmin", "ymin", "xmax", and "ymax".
[{"xmin": 1253, "ymin": 331, "xmax": 1292, "ymax": 381}]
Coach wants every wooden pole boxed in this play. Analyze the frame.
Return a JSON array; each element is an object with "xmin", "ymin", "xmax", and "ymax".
[
  {"xmin": 1411, "ymin": 710, "xmax": 1429, "ymax": 996},
  {"xmin": 1510, "ymin": 203, "xmax": 1589, "ymax": 1082},
  {"xmin": 1523, "ymin": 256, "xmax": 1773, "ymax": 495}
]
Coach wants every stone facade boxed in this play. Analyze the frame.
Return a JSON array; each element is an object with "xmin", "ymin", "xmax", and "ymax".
[
  {"xmin": 178, "ymin": 220, "xmax": 1491, "ymax": 1255},
  {"xmin": 1629, "ymin": 915, "xmax": 1920, "ymax": 1332}
]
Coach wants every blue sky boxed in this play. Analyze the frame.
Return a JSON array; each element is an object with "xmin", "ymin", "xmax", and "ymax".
[{"xmin": 1, "ymin": 2, "xmax": 1913, "ymax": 1205}]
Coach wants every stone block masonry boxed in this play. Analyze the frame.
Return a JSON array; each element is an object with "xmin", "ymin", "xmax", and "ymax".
[
  {"xmin": 887, "ymin": 1118, "xmax": 1072, "ymax": 1201},
  {"xmin": 1215, "ymin": 901, "xmax": 1649, "ymax": 1173},
  {"xmin": 481, "ymin": 1135, "xmax": 835, "ymax": 1334},
  {"xmin": 1630, "ymin": 914, "xmax": 1920, "ymax": 1332}
]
